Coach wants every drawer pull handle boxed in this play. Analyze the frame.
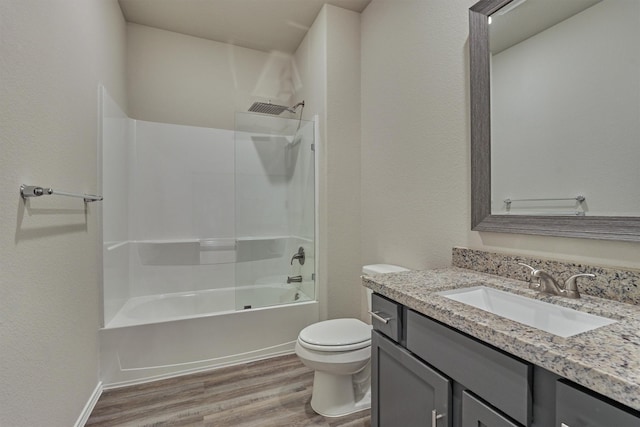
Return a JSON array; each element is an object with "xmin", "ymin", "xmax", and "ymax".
[
  {"xmin": 431, "ymin": 409, "xmax": 444, "ymax": 427},
  {"xmin": 368, "ymin": 310, "xmax": 392, "ymax": 324}
]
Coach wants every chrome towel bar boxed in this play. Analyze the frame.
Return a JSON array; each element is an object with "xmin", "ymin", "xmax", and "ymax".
[
  {"xmin": 504, "ymin": 195, "xmax": 585, "ymax": 206},
  {"xmin": 504, "ymin": 195, "xmax": 586, "ymax": 214},
  {"xmin": 20, "ymin": 184, "xmax": 103, "ymax": 203}
]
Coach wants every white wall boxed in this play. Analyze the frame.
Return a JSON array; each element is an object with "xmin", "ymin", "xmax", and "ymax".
[
  {"xmin": 360, "ymin": 0, "xmax": 640, "ymax": 297},
  {"xmin": 0, "ymin": 0, "xmax": 127, "ymax": 425},
  {"xmin": 126, "ymin": 23, "xmax": 297, "ymax": 130},
  {"xmin": 293, "ymin": 6, "xmax": 329, "ymax": 317},
  {"xmin": 293, "ymin": 5, "xmax": 362, "ymax": 320},
  {"xmin": 362, "ymin": 0, "xmax": 472, "ymax": 270},
  {"xmin": 325, "ymin": 6, "xmax": 362, "ymax": 320},
  {"xmin": 492, "ymin": 0, "xmax": 640, "ymax": 216}
]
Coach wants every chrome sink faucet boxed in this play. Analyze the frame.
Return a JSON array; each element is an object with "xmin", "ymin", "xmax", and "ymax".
[{"xmin": 518, "ymin": 263, "xmax": 595, "ymax": 299}]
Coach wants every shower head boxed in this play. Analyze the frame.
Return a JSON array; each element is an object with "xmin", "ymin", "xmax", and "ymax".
[
  {"xmin": 248, "ymin": 102, "xmax": 291, "ymax": 115},
  {"xmin": 248, "ymin": 100, "xmax": 305, "ymax": 115}
]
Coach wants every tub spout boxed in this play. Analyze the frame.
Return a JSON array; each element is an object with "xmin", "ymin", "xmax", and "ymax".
[{"xmin": 287, "ymin": 275, "xmax": 302, "ymax": 284}]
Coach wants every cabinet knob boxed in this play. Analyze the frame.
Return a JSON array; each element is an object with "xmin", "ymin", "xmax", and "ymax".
[{"xmin": 431, "ymin": 409, "xmax": 444, "ymax": 427}]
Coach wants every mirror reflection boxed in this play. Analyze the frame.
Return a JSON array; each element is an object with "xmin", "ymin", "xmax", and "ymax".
[{"xmin": 488, "ymin": 0, "xmax": 640, "ymax": 217}]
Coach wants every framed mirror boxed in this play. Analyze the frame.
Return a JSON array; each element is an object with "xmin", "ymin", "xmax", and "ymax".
[{"xmin": 470, "ymin": 0, "xmax": 640, "ymax": 241}]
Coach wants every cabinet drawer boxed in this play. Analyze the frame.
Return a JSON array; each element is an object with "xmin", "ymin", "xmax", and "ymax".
[
  {"xmin": 462, "ymin": 391, "xmax": 522, "ymax": 427},
  {"xmin": 556, "ymin": 380, "xmax": 640, "ymax": 427},
  {"xmin": 370, "ymin": 293, "xmax": 402, "ymax": 342},
  {"xmin": 406, "ymin": 310, "xmax": 532, "ymax": 426}
]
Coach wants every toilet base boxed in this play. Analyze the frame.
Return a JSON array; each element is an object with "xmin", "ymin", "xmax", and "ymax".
[{"xmin": 309, "ymin": 369, "xmax": 371, "ymax": 417}]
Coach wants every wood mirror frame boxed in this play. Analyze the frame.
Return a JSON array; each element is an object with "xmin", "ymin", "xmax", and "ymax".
[{"xmin": 469, "ymin": 0, "xmax": 640, "ymax": 242}]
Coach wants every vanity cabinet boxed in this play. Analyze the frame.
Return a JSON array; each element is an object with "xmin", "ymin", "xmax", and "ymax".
[
  {"xmin": 371, "ymin": 292, "xmax": 533, "ymax": 427},
  {"xmin": 370, "ymin": 292, "xmax": 640, "ymax": 427},
  {"xmin": 371, "ymin": 331, "xmax": 451, "ymax": 427},
  {"xmin": 406, "ymin": 310, "xmax": 532, "ymax": 426},
  {"xmin": 556, "ymin": 380, "xmax": 640, "ymax": 427},
  {"xmin": 371, "ymin": 293, "xmax": 451, "ymax": 427}
]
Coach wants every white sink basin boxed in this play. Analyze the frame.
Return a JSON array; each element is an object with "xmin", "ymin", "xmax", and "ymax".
[{"xmin": 437, "ymin": 286, "xmax": 616, "ymax": 338}]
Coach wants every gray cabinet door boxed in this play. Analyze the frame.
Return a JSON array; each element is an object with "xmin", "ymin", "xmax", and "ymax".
[
  {"xmin": 372, "ymin": 330, "xmax": 452, "ymax": 427},
  {"xmin": 556, "ymin": 381, "xmax": 640, "ymax": 427},
  {"xmin": 462, "ymin": 391, "xmax": 521, "ymax": 427},
  {"xmin": 406, "ymin": 311, "xmax": 532, "ymax": 426}
]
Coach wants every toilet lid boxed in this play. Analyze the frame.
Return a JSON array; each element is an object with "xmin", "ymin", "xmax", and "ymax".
[{"xmin": 298, "ymin": 318, "xmax": 372, "ymax": 351}]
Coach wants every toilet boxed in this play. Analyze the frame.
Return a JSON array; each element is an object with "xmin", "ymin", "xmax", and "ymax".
[{"xmin": 295, "ymin": 264, "xmax": 409, "ymax": 417}]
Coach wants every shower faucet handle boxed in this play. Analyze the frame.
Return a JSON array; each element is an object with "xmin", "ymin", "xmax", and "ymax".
[{"xmin": 290, "ymin": 247, "xmax": 306, "ymax": 265}]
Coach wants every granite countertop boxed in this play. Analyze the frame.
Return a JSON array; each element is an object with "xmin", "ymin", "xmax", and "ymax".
[{"xmin": 362, "ymin": 267, "xmax": 640, "ymax": 411}]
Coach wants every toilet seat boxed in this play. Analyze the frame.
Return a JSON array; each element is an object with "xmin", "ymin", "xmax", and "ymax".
[{"xmin": 298, "ymin": 319, "xmax": 372, "ymax": 352}]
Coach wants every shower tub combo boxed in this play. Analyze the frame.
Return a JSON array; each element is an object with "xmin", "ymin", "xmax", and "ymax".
[
  {"xmin": 100, "ymin": 89, "xmax": 317, "ymax": 387},
  {"xmin": 100, "ymin": 280, "xmax": 317, "ymax": 387}
]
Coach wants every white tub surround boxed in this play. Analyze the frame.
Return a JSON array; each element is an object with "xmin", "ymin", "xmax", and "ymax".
[
  {"xmin": 100, "ymin": 299, "xmax": 318, "ymax": 387},
  {"xmin": 106, "ymin": 284, "xmax": 312, "ymax": 328}
]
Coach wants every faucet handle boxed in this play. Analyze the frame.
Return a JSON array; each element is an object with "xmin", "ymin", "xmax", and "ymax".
[
  {"xmin": 518, "ymin": 262, "xmax": 538, "ymax": 274},
  {"xmin": 563, "ymin": 273, "xmax": 595, "ymax": 299},
  {"xmin": 290, "ymin": 247, "xmax": 306, "ymax": 265},
  {"xmin": 518, "ymin": 263, "xmax": 541, "ymax": 289}
]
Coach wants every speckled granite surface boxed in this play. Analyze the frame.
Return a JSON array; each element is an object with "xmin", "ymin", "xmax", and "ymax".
[
  {"xmin": 452, "ymin": 247, "xmax": 640, "ymax": 305},
  {"xmin": 362, "ymin": 267, "xmax": 640, "ymax": 411}
]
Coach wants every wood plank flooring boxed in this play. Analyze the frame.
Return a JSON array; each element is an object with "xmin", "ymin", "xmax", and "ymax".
[{"xmin": 86, "ymin": 354, "xmax": 371, "ymax": 427}]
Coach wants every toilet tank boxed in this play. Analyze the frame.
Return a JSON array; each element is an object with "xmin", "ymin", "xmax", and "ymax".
[
  {"xmin": 362, "ymin": 264, "xmax": 409, "ymax": 276},
  {"xmin": 362, "ymin": 264, "xmax": 409, "ymax": 310}
]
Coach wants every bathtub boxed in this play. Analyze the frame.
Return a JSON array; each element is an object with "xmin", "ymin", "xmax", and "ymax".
[
  {"xmin": 99, "ymin": 285, "xmax": 318, "ymax": 387},
  {"xmin": 106, "ymin": 284, "xmax": 311, "ymax": 328}
]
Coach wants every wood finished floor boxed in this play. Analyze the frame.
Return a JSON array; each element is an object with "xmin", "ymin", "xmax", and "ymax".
[{"xmin": 86, "ymin": 354, "xmax": 371, "ymax": 427}]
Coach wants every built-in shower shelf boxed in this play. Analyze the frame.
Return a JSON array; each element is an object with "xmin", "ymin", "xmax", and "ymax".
[
  {"xmin": 236, "ymin": 235, "xmax": 289, "ymax": 241},
  {"xmin": 105, "ymin": 241, "xmax": 129, "ymax": 251},
  {"xmin": 236, "ymin": 235, "xmax": 313, "ymax": 242},
  {"xmin": 127, "ymin": 239, "xmax": 235, "ymax": 266},
  {"xmin": 105, "ymin": 237, "xmax": 311, "ymax": 265},
  {"xmin": 132, "ymin": 238, "xmax": 236, "ymax": 249}
]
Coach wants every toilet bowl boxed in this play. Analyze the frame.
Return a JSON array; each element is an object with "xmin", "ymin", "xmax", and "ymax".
[{"xmin": 295, "ymin": 264, "xmax": 408, "ymax": 417}]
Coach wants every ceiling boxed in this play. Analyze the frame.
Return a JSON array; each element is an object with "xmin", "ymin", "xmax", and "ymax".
[{"xmin": 118, "ymin": 0, "xmax": 372, "ymax": 54}]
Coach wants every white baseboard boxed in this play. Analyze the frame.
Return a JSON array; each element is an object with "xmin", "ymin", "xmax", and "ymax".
[{"xmin": 74, "ymin": 381, "xmax": 103, "ymax": 427}]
